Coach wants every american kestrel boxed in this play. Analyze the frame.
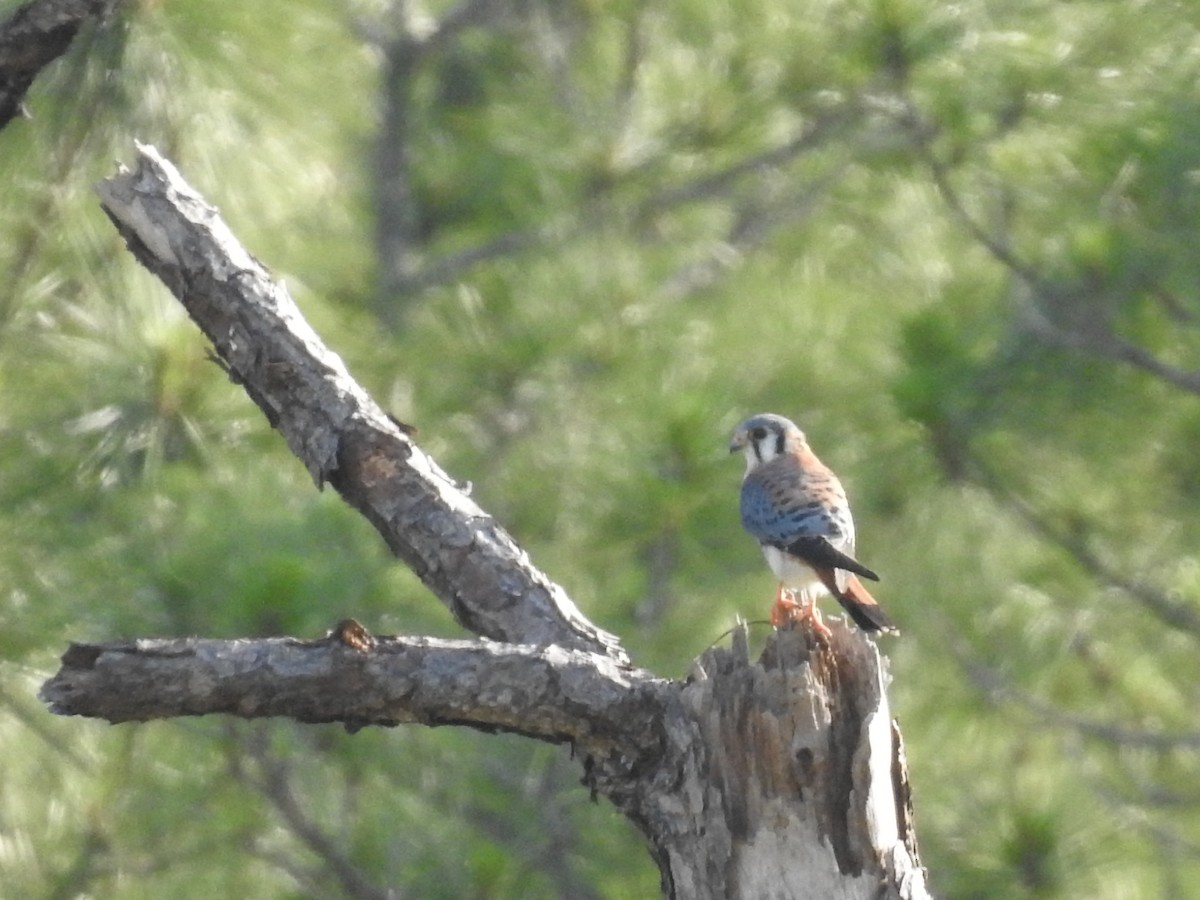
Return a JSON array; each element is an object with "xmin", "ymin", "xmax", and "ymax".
[{"xmin": 730, "ymin": 413, "xmax": 896, "ymax": 634}]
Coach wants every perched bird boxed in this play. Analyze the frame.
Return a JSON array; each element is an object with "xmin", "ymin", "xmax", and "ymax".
[{"xmin": 730, "ymin": 413, "xmax": 895, "ymax": 634}]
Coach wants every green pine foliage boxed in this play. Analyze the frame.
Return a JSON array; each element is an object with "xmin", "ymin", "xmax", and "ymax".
[{"xmin": 3, "ymin": 0, "xmax": 1200, "ymax": 895}]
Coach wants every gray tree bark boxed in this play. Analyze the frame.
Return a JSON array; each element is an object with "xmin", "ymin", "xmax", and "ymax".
[
  {"xmin": 0, "ymin": 0, "xmax": 118, "ymax": 129},
  {"xmin": 42, "ymin": 144, "xmax": 929, "ymax": 899}
]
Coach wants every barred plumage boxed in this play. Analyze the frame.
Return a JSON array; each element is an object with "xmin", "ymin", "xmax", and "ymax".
[{"xmin": 729, "ymin": 413, "xmax": 895, "ymax": 634}]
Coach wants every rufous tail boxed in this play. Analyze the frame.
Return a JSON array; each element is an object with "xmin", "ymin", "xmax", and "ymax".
[{"xmin": 814, "ymin": 569, "xmax": 897, "ymax": 633}]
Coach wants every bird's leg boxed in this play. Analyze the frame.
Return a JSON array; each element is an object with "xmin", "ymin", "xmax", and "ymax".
[
  {"xmin": 772, "ymin": 586, "xmax": 832, "ymax": 639},
  {"xmin": 770, "ymin": 584, "xmax": 799, "ymax": 627}
]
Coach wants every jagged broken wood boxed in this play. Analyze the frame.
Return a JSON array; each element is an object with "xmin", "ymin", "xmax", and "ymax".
[
  {"xmin": 43, "ymin": 618, "xmax": 926, "ymax": 899},
  {"xmin": 42, "ymin": 143, "xmax": 929, "ymax": 899}
]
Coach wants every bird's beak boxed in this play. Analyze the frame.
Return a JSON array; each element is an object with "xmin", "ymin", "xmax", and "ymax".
[{"xmin": 729, "ymin": 431, "xmax": 746, "ymax": 454}]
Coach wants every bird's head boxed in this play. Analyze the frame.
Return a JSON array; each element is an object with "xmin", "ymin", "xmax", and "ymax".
[{"xmin": 729, "ymin": 413, "xmax": 806, "ymax": 471}]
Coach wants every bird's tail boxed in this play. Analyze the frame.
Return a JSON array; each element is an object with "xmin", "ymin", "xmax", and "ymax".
[{"xmin": 815, "ymin": 568, "xmax": 897, "ymax": 633}]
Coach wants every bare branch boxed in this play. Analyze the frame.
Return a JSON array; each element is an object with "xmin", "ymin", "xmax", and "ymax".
[
  {"xmin": 77, "ymin": 143, "xmax": 927, "ymax": 900},
  {"xmin": 42, "ymin": 597, "xmax": 924, "ymax": 898},
  {"xmin": 93, "ymin": 143, "xmax": 626, "ymax": 662},
  {"xmin": 901, "ymin": 102, "xmax": 1200, "ymax": 397},
  {"xmin": 970, "ymin": 460, "xmax": 1200, "ymax": 638},
  {"xmin": 1018, "ymin": 300, "xmax": 1200, "ymax": 396},
  {"xmin": 962, "ymin": 647, "xmax": 1200, "ymax": 752},
  {"xmin": 393, "ymin": 104, "xmax": 868, "ymax": 296},
  {"xmin": 0, "ymin": 0, "xmax": 118, "ymax": 129},
  {"xmin": 39, "ymin": 627, "xmax": 663, "ymax": 750},
  {"xmin": 239, "ymin": 729, "xmax": 397, "ymax": 900}
]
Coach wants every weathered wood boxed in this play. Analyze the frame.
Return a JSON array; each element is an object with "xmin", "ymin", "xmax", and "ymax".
[
  {"xmin": 596, "ymin": 623, "xmax": 926, "ymax": 900},
  {"xmin": 0, "ymin": 0, "xmax": 117, "ymax": 129},
  {"xmin": 41, "ymin": 618, "xmax": 926, "ymax": 899},
  {"xmin": 95, "ymin": 143, "xmax": 626, "ymax": 664},
  {"xmin": 45, "ymin": 144, "xmax": 932, "ymax": 898},
  {"xmin": 39, "ymin": 624, "xmax": 665, "ymax": 750}
]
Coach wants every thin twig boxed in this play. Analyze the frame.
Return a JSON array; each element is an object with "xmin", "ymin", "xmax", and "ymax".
[
  {"xmin": 971, "ymin": 458, "xmax": 1200, "ymax": 638},
  {"xmin": 958, "ymin": 635, "xmax": 1200, "ymax": 752},
  {"xmin": 238, "ymin": 727, "xmax": 397, "ymax": 900}
]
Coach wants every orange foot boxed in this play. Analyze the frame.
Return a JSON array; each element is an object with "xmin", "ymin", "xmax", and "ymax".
[
  {"xmin": 769, "ymin": 584, "xmax": 798, "ymax": 627},
  {"xmin": 770, "ymin": 586, "xmax": 832, "ymax": 639}
]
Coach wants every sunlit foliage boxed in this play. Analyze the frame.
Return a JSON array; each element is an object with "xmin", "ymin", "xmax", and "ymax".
[{"xmin": 3, "ymin": 0, "xmax": 1200, "ymax": 895}]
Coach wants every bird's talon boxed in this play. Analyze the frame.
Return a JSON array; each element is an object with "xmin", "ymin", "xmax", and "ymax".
[
  {"xmin": 771, "ymin": 597, "xmax": 832, "ymax": 639},
  {"xmin": 770, "ymin": 586, "xmax": 799, "ymax": 628}
]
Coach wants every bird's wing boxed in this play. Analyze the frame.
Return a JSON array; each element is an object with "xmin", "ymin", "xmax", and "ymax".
[
  {"xmin": 741, "ymin": 465, "xmax": 878, "ymax": 580},
  {"xmin": 740, "ymin": 467, "xmax": 843, "ymax": 544},
  {"xmin": 782, "ymin": 535, "xmax": 880, "ymax": 581}
]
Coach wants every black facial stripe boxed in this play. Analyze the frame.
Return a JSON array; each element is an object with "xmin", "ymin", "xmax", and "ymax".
[{"xmin": 773, "ymin": 428, "xmax": 784, "ymax": 457}]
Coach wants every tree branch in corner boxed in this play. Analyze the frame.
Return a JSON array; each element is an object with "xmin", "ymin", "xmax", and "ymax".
[
  {"xmin": 93, "ymin": 142, "xmax": 626, "ymax": 663},
  {"xmin": 40, "ymin": 626, "xmax": 664, "ymax": 753}
]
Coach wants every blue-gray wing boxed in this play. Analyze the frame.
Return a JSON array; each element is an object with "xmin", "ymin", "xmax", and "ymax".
[{"xmin": 739, "ymin": 471, "xmax": 839, "ymax": 545}]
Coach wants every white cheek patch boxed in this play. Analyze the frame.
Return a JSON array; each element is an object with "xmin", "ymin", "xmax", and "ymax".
[{"xmin": 752, "ymin": 438, "xmax": 778, "ymax": 465}]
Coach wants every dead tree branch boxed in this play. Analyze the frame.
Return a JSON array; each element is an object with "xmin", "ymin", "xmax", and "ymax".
[
  {"xmin": 43, "ymin": 618, "xmax": 926, "ymax": 899},
  {"xmin": 40, "ymin": 143, "xmax": 927, "ymax": 899},
  {"xmin": 41, "ymin": 627, "xmax": 663, "ymax": 748},
  {"xmin": 92, "ymin": 142, "xmax": 625, "ymax": 663},
  {"xmin": 0, "ymin": 0, "xmax": 118, "ymax": 129}
]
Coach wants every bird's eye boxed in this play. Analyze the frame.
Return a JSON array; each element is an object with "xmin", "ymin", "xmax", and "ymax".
[{"xmin": 751, "ymin": 426, "xmax": 768, "ymax": 441}]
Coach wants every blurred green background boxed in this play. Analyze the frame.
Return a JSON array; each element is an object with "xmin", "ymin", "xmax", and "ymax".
[{"xmin": 3, "ymin": 0, "xmax": 1200, "ymax": 896}]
